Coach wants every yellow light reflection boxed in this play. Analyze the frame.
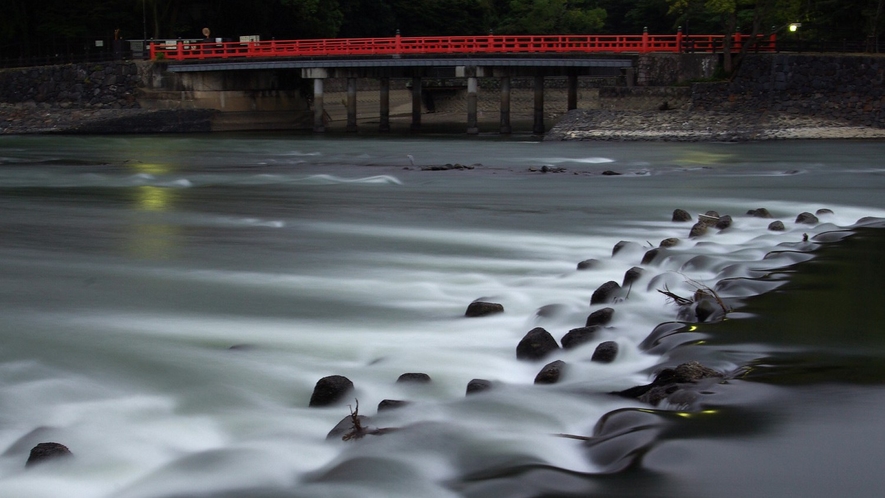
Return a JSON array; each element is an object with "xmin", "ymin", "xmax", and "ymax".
[
  {"xmin": 131, "ymin": 162, "xmax": 170, "ymax": 174},
  {"xmin": 138, "ymin": 186, "xmax": 171, "ymax": 211}
]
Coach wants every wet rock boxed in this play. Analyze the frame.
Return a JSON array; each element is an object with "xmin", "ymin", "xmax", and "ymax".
[
  {"xmin": 516, "ymin": 327, "xmax": 560, "ymax": 361},
  {"xmin": 694, "ymin": 298, "xmax": 719, "ymax": 323},
  {"xmin": 601, "ymin": 170, "xmax": 622, "ymax": 176},
  {"xmin": 591, "ymin": 281, "xmax": 622, "ymax": 305},
  {"xmin": 535, "ymin": 304, "xmax": 566, "ymax": 318},
  {"xmin": 534, "ymin": 360, "xmax": 567, "ymax": 384},
  {"xmin": 378, "ymin": 399, "xmax": 410, "ymax": 412},
  {"xmin": 714, "ymin": 214, "xmax": 733, "ymax": 230},
  {"xmin": 748, "ymin": 208, "xmax": 773, "ymax": 218},
  {"xmin": 465, "ymin": 301, "xmax": 504, "ymax": 317},
  {"xmin": 586, "ymin": 307, "xmax": 614, "ymax": 327},
  {"xmin": 466, "ymin": 378, "xmax": 493, "ymax": 395},
  {"xmin": 768, "ymin": 220, "xmax": 786, "ymax": 231},
  {"xmin": 688, "ymin": 222, "xmax": 708, "ymax": 238},
  {"xmin": 612, "ymin": 240, "xmax": 642, "ymax": 257},
  {"xmin": 795, "ymin": 212, "xmax": 819, "ymax": 224},
  {"xmin": 577, "ymin": 258, "xmax": 601, "ymax": 270},
  {"xmin": 816, "ymin": 208, "xmax": 834, "ymax": 216},
  {"xmin": 640, "ymin": 249, "xmax": 660, "ymax": 265},
  {"xmin": 396, "ymin": 373, "xmax": 431, "ymax": 384},
  {"xmin": 561, "ymin": 325, "xmax": 601, "ymax": 350},
  {"xmin": 613, "ymin": 361, "xmax": 723, "ymax": 406},
  {"xmin": 623, "ymin": 267, "xmax": 645, "ymax": 287},
  {"xmin": 659, "ymin": 237, "xmax": 680, "ymax": 248},
  {"xmin": 309, "ymin": 375, "xmax": 354, "ymax": 407},
  {"xmin": 25, "ymin": 442, "xmax": 72, "ymax": 467},
  {"xmin": 591, "ymin": 341, "xmax": 619, "ymax": 363},
  {"xmin": 672, "ymin": 209, "xmax": 692, "ymax": 222}
]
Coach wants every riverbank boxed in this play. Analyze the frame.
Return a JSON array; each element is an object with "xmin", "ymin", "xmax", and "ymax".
[{"xmin": 4, "ymin": 100, "xmax": 885, "ymax": 140}]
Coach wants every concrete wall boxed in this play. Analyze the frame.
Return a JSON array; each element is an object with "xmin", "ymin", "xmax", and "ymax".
[
  {"xmin": 636, "ymin": 53, "xmax": 718, "ymax": 86},
  {"xmin": 692, "ymin": 54, "xmax": 885, "ymax": 127}
]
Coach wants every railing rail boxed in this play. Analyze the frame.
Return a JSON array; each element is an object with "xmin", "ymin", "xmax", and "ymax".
[{"xmin": 149, "ymin": 32, "xmax": 778, "ymax": 62}]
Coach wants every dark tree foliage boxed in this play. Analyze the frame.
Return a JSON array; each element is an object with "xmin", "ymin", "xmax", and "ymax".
[{"xmin": 0, "ymin": 0, "xmax": 881, "ymax": 60}]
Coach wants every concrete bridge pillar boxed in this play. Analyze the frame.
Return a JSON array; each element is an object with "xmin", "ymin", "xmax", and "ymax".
[
  {"xmin": 533, "ymin": 74, "xmax": 545, "ymax": 135},
  {"xmin": 466, "ymin": 76, "xmax": 479, "ymax": 134},
  {"xmin": 379, "ymin": 76, "xmax": 390, "ymax": 132},
  {"xmin": 567, "ymin": 71, "xmax": 578, "ymax": 111},
  {"xmin": 499, "ymin": 75, "xmax": 511, "ymax": 134},
  {"xmin": 346, "ymin": 77, "xmax": 358, "ymax": 132},
  {"xmin": 411, "ymin": 76, "xmax": 422, "ymax": 131},
  {"xmin": 313, "ymin": 77, "xmax": 325, "ymax": 133}
]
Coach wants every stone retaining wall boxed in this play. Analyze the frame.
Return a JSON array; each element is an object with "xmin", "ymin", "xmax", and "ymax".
[
  {"xmin": 0, "ymin": 61, "xmax": 144, "ymax": 109},
  {"xmin": 692, "ymin": 54, "xmax": 885, "ymax": 127}
]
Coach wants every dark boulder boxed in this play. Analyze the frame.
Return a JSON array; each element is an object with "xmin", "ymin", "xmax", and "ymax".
[
  {"xmin": 612, "ymin": 240, "xmax": 642, "ymax": 257},
  {"xmin": 659, "ymin": 237, "xmax": 680, "ymax": 248},
  {"xmin": 748, "ymin": 208, "xmax": 773, "ymax": 218},
  {"xmin": 795, "ymin": 212, "xmax": 819, "ymax": 224},
  {"xmin": 714, "ymin": 215, "xmax": 733, "ymax": 230},
  {"xmin": 396, "ymin": 373, "xmax": 431, "ymax": 384},
  {"xmin": 623, "ymin": 267, "xmax": 644, "ymax": 287},
  {"xmin": 26, "ymin": 442, "xmax": 72, "ymax": 467},
  {"xmin": 378, "ymin": 399, "xmax": 410, "ymax": 412},
  {"xmin": 601, "ymin": 170, "xmax": 622, "ymax": 176},
  {"xmin": 694, "ymin": 298, "xmax": 719, "ymax": 323},
  {"xmin": 586, "ymin": 307, "xmax": 614, "ymax": 327},
  {"xmin": 688, "ymin": 222, "xmax": 708, "ymax": 238},
  {"xmin": 534, "ymin": 360, "xmax": 567, "ymax": 384},
  {"xmin": 577, "ymin": 258, "xmax": 601, "ymax": 270},
  {"xmin": 591, "ymin": 341, "xmax": 619, "ymax": 363},
  {"xmin": 591, "ymin": 281, "xmax": 622, "ymax": 305},
  {"xmin": 672, "ymin": 209, "xmax": 692, "ymax": 222},
  {"xmin": 640, "ymin": 249, "xmax": 660, "ymax": 265},
  {"xmin": 613, "ymin": 361, "xmax": 723, "ymax": 406},
  {"xmin": 309, "ymin": 375, "xmax": 354, "ymax": 407},
  {"xmin": 768, "ymin": 220, "xmax": 785, "ymax": 231},
  {"xmin": 466, "ymin": 378, "xmax": 493, "ymax": 395},
  {"xmin": 816, "ymin": 208, "xmax": 834, "ymax": 216},
  {"xmin": 465, "ymin": 301, "xmax": 504, "ymax": 317},
  {"xmin": 561, "ymin": 325, "xmax": 601, "ymax": 350},
  {"xmin": 516, "ymin": 327, "xmax": 560, "ymax": 361}
]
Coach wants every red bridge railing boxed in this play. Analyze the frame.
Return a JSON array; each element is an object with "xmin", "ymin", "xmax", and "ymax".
[{"xmin": 150, "ymin": 32, "xmax": 777, "ymax": 62}]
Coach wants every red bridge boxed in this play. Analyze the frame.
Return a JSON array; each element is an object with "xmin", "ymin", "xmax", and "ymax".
[{"xmin": 151, "ymin": 32, "xmax": 777, "ymax": 61}]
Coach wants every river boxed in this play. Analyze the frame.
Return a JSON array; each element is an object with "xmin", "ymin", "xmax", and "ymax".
[{"xmin": 0, "ymin": 133, "xmax": 884, "ymax": 498}]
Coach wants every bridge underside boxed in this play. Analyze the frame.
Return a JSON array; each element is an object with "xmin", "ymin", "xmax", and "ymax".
[{"xmin": 166, "ymin": 57, "xmax": 634, "ymax": 134}]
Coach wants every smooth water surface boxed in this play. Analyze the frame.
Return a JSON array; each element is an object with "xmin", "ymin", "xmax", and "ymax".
[{"xmin": 1, "ymin": 134, "xmax": 884, "ymax": 497}]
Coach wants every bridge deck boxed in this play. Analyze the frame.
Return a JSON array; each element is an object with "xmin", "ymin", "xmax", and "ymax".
[{"xmin": 165, "ymin": 57, "xmax": 635, "ymax": 72}]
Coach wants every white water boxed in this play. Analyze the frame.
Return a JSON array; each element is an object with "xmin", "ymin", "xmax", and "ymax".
[{"xmin": 1, "ymin": 135, "xmax": 885, "ymax": 497}]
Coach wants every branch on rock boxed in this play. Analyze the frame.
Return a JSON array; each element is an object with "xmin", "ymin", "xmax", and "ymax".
[{"xmin": 657, "ymin": 285, "xmax": 693, "ymax": 306}]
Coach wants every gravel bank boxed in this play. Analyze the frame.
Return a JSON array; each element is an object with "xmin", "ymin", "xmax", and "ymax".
[
  {"xmin": 545, "ymin": 109, "xmax": 885, "ymax": 141},
  {"xmin": 0, "ymin": 103, "xmax": 215, "ymax": 135}
]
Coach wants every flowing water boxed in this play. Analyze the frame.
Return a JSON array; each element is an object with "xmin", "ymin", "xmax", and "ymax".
[{"xmin": 0, "ymin": 133, "xmax": 884, "ymax": 498}]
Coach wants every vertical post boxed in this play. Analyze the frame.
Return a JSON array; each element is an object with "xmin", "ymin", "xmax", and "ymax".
[
  {"xmin": 733, "ymin": 30, "xmax": 742, "ymax": 52},
  {"xmin": 379, "ymin": 76, "xmax": 390, "ymax": 132},
  {"xmin": 500, "ymin": 75, "xmax": 511, "ymax": 134},
  {"xmin": 411, "ymin": 75, "xmax": 422, "ymax": 131},
  {"xmin": 641, "ymin": 27, "xmax": 648, "ymax": 54},
  {"xmin": 676, "ymin": 26, "xmax": 683, "ymax": 53},
  {"xmin": 346, "ymin": 77, "xmax": 358, "ymax": 132},
  {"xmin": 313, "ymin": 78, "xmax": 325, "ymax": 133},
  {"xmin": 567, "ymin": 70, "xmax": 578, "ymax": 111},
  {"xmin": 395, "ymin": 29, "xmax": 402, "ymax": 57},
  {"xmin": 533, "ymin": 73, "xmax": 545, "ymax": 135},
  {"xmin": 466, "ymin": 74, "xmax": 479, "ymax": 134}
]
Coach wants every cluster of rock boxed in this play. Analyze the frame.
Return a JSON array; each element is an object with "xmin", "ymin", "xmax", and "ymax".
[{"xmin": 303, "ymin": 204, "xmax": 834, "ymax": 444}]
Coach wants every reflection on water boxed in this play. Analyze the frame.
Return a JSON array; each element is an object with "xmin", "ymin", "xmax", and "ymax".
[{"xmin": 0, "ymin": 135, "xmax": 885, "ymax": 498}]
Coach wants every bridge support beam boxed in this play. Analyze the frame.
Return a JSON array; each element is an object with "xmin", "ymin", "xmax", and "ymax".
[
  {"xmin": 411, "ymin": 76, "xmax": 422, "ymax": 131},
  {"xmin": 379, "ymin": 76, "xmax": 390, "ymax": 132},
  {"xmin": 533, "ymin": 74, "xmax": 545, "ymax": 135},
  {"xmin": 567, "ymin": 71, "xmax": 578, "ymax": 111},
  {"xmin": 500, "ymin": 75, "xmax": 511, "ymax": 134},
  {"xmin": 346, "ymin": 77, "xmax": 358, "ymax": 132},
  {"xmin": 313, "ymin": 78, "xmax": 325, "ymax": 133},
  {"xmin": 466, "ymin": 76, "xmax": 479, "ymax": 135}
]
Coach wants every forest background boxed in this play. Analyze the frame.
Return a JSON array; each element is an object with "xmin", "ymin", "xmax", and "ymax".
[{"xmin": 0, "ymin": 0, "xmax": 881, "ymax": 60}]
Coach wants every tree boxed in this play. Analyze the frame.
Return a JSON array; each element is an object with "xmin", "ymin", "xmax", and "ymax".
[{"xmin": 496, "ymin": 0, "xmax": 606, "ymax": 34}]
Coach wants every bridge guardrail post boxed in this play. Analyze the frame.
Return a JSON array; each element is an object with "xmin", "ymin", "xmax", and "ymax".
[{"xmin": 642, "ymin": 27, "xmax": 648, "ymax": 53}]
